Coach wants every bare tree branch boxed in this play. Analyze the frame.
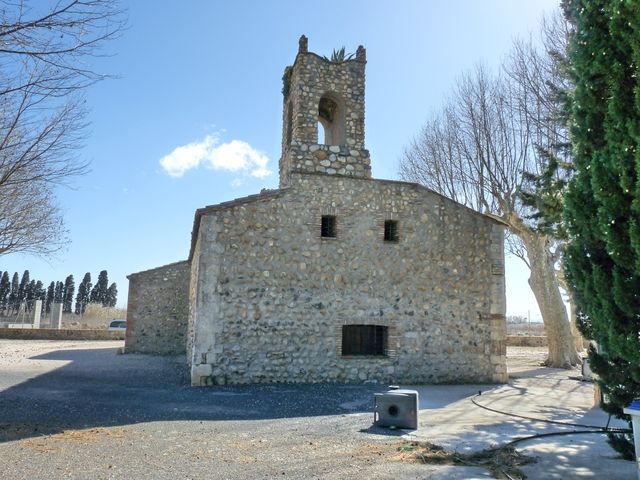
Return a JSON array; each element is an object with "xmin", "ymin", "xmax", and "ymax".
[
  {"xmin": 506, "ymin": 233, "xmax": 530, "ymax": 269},
  {"xmin": 399, "ymin": 10, "xmax": 581, "ymax": 368},
  {"xmin": 0, "ymin": 0, "xmax": 125, "ymax": 257}
]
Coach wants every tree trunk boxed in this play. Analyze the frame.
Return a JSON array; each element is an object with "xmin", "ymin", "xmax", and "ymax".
[
  {"xmin": 567, "ymin": 292, "xmax": 585, "ymax": 352},
  {"xmin": 556, "ymin": 267, "xmax": 586, "ymax": 352},
  {"xmin": 521, "ymin": 233, "xmax": 581, "ymax": 368}
]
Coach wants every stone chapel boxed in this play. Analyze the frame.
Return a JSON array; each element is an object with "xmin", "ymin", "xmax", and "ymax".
[{"xmin": 125, "ymin": 36, "xmax": 508, "ymax": 386}]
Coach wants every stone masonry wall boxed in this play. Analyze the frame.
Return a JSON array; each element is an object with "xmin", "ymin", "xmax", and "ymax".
[
  {"xmin": 489, "ymin": 221, "xmax": 507, "ymax": 381},
  {"xmin": 188, "ymin": 173, "xmax": 506, "ymax": 385},
  {"xmin": 282, "ymin": 143, "xmax": 370, "ymax": 184},
  {"xmin": 507, "ymin": 336, "xmax": 548, "ymax": 347},
  {"xmin": 126, "ymin": 261, "xmax": 190, "ymax": 356}
]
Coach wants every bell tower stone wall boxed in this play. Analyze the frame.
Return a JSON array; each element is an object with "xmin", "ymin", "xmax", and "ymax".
[{"xmin": 279, "ymin": 35, "xmax": 371, "ymax": 187}]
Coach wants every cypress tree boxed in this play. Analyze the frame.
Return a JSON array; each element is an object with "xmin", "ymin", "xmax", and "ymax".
[
  {"xmin": 25, "ymin": 279, "xmax": 35, "ymax": 312},
  {"xmin": 34, "ymin": 281, "xmax": 45, "ymax": 302},
  {"xmin": 105, "ymin": 283, "xmax": 118, "ymax": 308},
  {"xmin": 9, "ymin": 272, "xmax": 19, "ymax": 313},
  {"xmin": 53, "ymin": 281, "xmax": 64, "ymax": 304},
  {"xmin": 0, "ymin": 271, "xmax": 10, "ymax": 313},
  {"xmin": 62, "ymin": 275, "xmax": 75, "ymax": 313},
  {"xmin": 17, "ymin": 270, "xmax": 30, "ymax": 311},
  {"xmin": 32, "ymin": 280, "xmax": 45, "ymax": 321},
  {"xmin": 45, "ymin": 281, "xmax": 55, "ymax": 314},
  {"xmin": 90, "ymin": 270, "xmax": 109, "ymax": 306},
  {"xmin": 75, "ymin": 272, "xmax": 92, "ymax": 315},
  {"xmin": 563, "ymin": 0, "xmax": 640, "ymax": 458}
]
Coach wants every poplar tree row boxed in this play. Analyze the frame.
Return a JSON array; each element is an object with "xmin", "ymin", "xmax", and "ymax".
[{"xmin": 0, "ymin": 269, "xmax": 117, "ymax": 316}]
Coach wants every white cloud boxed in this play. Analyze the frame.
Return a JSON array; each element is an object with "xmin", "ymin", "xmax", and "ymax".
[{"xmin": 159, "ymin": 134, "xmax": 272, "ymax": 180}]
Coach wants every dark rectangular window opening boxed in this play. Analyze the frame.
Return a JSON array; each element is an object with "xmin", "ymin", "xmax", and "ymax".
[
  {"xmin": 384, "ymin": 220, "xmax": 399, "ymax": 242},
  {"xmin": 342, "ymin": 325, "xmax": 388, "ymax": 356},
  {"xmin": 321, "ymin": 215, "xmax": 337, "ymax": 238}
]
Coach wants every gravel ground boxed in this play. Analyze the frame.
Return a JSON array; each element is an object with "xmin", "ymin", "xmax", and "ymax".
[
  {"xmin": 0, "ymin": 341, "xmax": 633, "ymax": 479},
  {"xmin": 0, "ymin": 340, "xmax": 446, "ymax": 479}
]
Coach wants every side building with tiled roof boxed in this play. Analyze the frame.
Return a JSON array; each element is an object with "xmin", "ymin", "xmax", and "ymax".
[{"xmin": 126, "ymin": 36, "xmax": 508, "ymax": 386}]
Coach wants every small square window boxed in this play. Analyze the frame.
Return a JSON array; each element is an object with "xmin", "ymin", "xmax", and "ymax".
[
  {"xmin": 384, "ymin": 220, "xmax": 398, "ymax": 242},
  {"xmin": 321, "ymin": 215, "xmax": 336, "ymax": 238}
]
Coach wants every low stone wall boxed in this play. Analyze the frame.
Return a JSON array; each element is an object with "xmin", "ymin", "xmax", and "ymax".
[
  {"xmin": 507, "ymin": 335, "xmax": 548, "ymax": 347},
  {"xmin": 126, "ymin": 261, "xmax": 190, "ymax": 356},
  {"xmin": 0, "ymin": 328, "xmax": 124, "ymax": 341}
]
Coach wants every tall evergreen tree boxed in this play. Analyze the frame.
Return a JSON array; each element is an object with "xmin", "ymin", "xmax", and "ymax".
[
  {"xmin": 45, "ymin": 281, "xmax": 55, "ymax": 314},
  {"xmin": 32, "ymin": 281, "xmax": 45, "ymax": 323},
  {"xmin": 62, "ymin": 275, "xmax": 75, "ymax": 313},
  {"xmin": 9, "ymin": 272, "xmax": 19, "ymax": 313},
  {"xmin": 90, "ymin": 270, "xmax": 109, "ymax": 306},
  {"xmin": 105, "ymin": 283, "xmax": 118, "ymax": 308},
  {"xmin": 25, "ymin": 279, "xmax": 36, "ymax": 312},
  {"xmin": 53, "ymin": 281, "xmax": 64, "ymax": 304},
  {"xmin": 34, "ymin": 281, "xmax": 45, "ymax": 301},
  {"xmin": 0, "ymin": 271, "xmax": 10, "ymax": 313},
  {"xmin": 16, "ymin": 270, "xmax": 30, "ymax": 311},
  {"xmin": 75, "ymin": 272, "xmax": 92, "ymax": 314},
  {"xmin": 563, "ymin": 0, "xmax": 640, "ymax": 458}
]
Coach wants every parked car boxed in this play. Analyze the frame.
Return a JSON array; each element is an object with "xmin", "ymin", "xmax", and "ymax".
[{"xmin": 108, "ymin": 319, "xmax": 127, "ymax": 331}]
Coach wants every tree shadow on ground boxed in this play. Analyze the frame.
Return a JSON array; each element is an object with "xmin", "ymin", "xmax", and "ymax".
[
  {"xmin": 460, "ymin": 420, "xmax": 634, "ymax": 479},
  {"xmin": 0, "ymin": 345, "xmax": 494, "ymax": 444}
]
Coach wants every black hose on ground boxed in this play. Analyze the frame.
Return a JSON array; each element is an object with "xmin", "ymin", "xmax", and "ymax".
[
  {"xmin": 471, "ymin": 394, "xmax": 630, "ymax": 433},
  {"xmin": 470, "ymin": 391, "xmax": 632, "ymax": 447},
  {"xmin": 504, "ymin": 429, "xmax": 610, "ymax": 447}
]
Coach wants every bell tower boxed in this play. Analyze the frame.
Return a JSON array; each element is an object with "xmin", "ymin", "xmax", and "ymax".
[{"xmin": 279, "ymin": 35, "xmax": 371, "ymax": 187}]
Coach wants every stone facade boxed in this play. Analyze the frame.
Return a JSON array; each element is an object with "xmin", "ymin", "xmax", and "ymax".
[
  {"xmin": 127, "ymin": 36, "xmax": 507, "ymax": 386},
  {"xmin": 126, "ymin": 261, "xmax": 190, "ymax": 355},
  {"xmin": 188, "ymin": 172, "xmax": 506, "ymax": 385}
]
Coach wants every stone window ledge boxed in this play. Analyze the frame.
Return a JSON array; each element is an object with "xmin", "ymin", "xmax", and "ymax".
[{"xmin": 340, "ymin": 355, "xmax": 392, "ymax": 360}]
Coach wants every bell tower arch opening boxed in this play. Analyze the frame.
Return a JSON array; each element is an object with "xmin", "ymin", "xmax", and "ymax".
[{"xmin": 318, "ymin": 93, "xmax": 346, "ymax": 146}]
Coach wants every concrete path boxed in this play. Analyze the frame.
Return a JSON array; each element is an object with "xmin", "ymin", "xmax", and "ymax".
[
  {"xmin": 404, "ymin": 347, "xmax": 633, "ymax": 479},
  {"xmin": 0, "ymin": 341, "xmax": 635, "ymax": 479}
]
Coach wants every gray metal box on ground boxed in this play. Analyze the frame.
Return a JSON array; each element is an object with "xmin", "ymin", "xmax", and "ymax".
[{"xmin": 373, "ymin": 389, "xmax": 419, "ymax": 430}]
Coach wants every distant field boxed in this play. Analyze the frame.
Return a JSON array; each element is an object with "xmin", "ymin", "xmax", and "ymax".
[{"xmin": 507, "ymin": 322, "xmax": 546, "ymax": 336}]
